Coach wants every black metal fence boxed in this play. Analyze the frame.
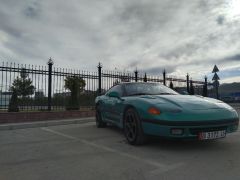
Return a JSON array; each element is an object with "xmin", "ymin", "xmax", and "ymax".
[{"xmin": 0, "ymin": 60, "xmax": 207, "ymax": 112}]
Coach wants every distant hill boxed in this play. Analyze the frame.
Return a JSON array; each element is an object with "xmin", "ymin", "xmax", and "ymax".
[{"xmin": 219, "ymin": 82, "xmax": 240, "ymax": 94}]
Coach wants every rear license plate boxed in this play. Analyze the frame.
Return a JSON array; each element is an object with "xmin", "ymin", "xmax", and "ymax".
[{"xmin": 198, "ymin": 130, "xmax": 226, "ymax": 140}]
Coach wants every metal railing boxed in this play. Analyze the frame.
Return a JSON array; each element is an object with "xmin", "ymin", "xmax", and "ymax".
[{"xmin": 0, "ymin": 61, "xmax": 207, "ymax": 112}]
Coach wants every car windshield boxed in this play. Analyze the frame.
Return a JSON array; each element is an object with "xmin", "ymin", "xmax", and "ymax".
[{"xmin": 124, "ymin": 83, "xmax": 179, "ymax": 96}]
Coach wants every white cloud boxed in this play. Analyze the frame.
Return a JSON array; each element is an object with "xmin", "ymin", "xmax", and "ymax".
[
  {"xmin": 0, "ymin": 0, "xmax": 239, "ymax": 82},
  {"xmin": 221, "ymin": 76, "xmax": 240, "ymax": 83}
]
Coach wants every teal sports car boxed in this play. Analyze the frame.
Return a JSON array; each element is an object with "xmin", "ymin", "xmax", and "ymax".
[{"xmin": 95, "ymin": 82, "xmax": 239, "ymax": 145}]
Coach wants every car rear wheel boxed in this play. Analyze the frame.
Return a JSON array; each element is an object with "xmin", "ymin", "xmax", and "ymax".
[
  {"xmin": 124, "ymin": 108, "xmax": 147, "ymax": 145},
  {"xmin": 96, "ymin": 106, "xmax": 106, "ymax": 128}
]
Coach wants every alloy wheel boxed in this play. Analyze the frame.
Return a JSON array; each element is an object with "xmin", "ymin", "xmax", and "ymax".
[{"xmin": 125, "ymin": 111, "xmax": 137, "ymax": 142}]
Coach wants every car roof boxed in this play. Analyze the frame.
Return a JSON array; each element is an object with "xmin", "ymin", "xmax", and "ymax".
[{"xmin": 109, "ymin": 82, "xmax": 161, "ymax": 90}]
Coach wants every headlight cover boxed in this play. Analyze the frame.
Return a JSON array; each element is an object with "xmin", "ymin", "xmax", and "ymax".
[{"xmin": 148, "ymin": 107, "xmax": 161, "ymax": 115}]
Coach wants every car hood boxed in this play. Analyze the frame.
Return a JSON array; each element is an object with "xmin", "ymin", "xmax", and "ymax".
[
  {"xmin": 139, "ymin": 95, "xmax": 228, "ymax": 110},
  {"xmin": 133, "ymin": 95, "xmax": 238, "ymax": 121}
]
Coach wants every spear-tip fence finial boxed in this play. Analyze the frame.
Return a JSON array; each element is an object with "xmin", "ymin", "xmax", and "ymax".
[{"xmin": 48, "ymin": 57, "xmax": 54, "ymax": 65}]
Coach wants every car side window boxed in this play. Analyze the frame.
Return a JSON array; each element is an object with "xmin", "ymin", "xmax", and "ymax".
[{"xmin": 106, "ymin": 85, "xmax": 123, "ymax": 97}]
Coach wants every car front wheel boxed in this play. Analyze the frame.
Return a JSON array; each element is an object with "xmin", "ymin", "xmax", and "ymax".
[{"xmin": 124, "ymin": 108, "xmax": 147, "ymax": 145}]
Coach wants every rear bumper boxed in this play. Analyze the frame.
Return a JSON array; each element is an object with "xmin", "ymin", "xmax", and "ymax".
[{"xmin": 142, "ymin": 118, "xmax": 239, "ymax": 139}]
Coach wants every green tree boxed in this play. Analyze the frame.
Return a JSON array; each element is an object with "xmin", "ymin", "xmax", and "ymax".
[
  {"xmin": 8, "ymin": 68, "xmax": 35, "ymax": 112},
  {"xmin": 64, "ymin": 76, "xmax": 86, "ymax": 110},
  {"xmin": 11, "ymin": 68, "xmax": 35, "ymax": 97}
]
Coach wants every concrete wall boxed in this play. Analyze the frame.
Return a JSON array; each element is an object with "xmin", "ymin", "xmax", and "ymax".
[{"xmin": 0, "ymin": 110, "xmax": 95, "ymax": 124}]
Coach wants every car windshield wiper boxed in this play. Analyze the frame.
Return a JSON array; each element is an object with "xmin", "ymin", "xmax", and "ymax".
[
  {"xmin": 155, "ymin": 93, "xmax": 176, "ymax": 95},
  {"xmin": 128, "ymin": 93, "xmax": 177, "ymax": 96},
  {"xmin": 128, "ymin": 93, "xmax": 150, "ymax": 96}
]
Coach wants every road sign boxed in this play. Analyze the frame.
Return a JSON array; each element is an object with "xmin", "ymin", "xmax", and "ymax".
[
  {"xmin": 212, "ymin": 65, "xmax": 219, "ymax": 73},
  {"xmin": 212, "ymin": 72, "xmax": 220, "ymax": 81},
  {"xmin": 213, "ymin": 80, "xmax": 220, "ymax": 86}
]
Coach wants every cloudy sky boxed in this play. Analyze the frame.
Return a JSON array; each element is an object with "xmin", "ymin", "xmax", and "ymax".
[{"xmin": 0, "ymin": 0, "xmax": 240, "ymax": 82}]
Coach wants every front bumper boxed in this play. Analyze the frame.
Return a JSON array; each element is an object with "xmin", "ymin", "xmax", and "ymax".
[{"xmin": 142, "ymin": 118, "xmax": 239, "ymax": 139}]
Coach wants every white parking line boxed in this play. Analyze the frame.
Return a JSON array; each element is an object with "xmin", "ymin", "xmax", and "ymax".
[
  {"xmin": 41, "ymin": 127, "xmax": 79, "ymax": 141},
  {"xmin": 41, "ymin": 127, "xmax": 184, "ymax": 175}
]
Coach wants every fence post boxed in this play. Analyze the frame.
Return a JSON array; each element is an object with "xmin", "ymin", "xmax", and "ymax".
[
  {"xmin": 134, "ymin": 70, "xmax": 138, "ymax": 82},
  {"xmin": 47, "ymin": 58, "xmax": 53, "ymax": 111},
  {"xmin": 143, "ymin": 73, "xmax": 147, "ymax": 82},
  {"xmin": 190, "ymin": 79, "xmax": 194, "ymax": 95},
  {"xmin": 98, "ymin": 63, "xmax": 102, "ymax": 95},
  {"xmin": 215, "ymin": 80, "xmax": 219, "ymax": 99},
  {"xmin": 163, "ymin": 69, "xmax": 166, "ymax": 85},
  {"xmin": 202, "ymin": 76, "xmax": 208, "ymax": 97},
  {"xmin": 169, "ymin": 80, "xmax": 173, "ymax": 89},
  {"xmin": 212, "ymin": 65, "xmax": 220, "ymax": 99},
  {"xmin": 186, "ymin": 73, "xmax": 189, "ymax": 93}
]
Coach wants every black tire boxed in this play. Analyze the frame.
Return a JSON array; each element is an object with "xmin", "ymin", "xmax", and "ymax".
[
  {"xmin": 123, "ymin": 108, "xmax": 147, "ymax": 145},
  {"xmin": 96, "ymin": 106, "xmax": 106, "ymax": 128}
]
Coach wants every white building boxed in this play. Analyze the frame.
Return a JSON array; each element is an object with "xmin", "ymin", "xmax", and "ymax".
[{"xmin": 0, "ymin": 92, "xmax": 12, "ymax": 107}]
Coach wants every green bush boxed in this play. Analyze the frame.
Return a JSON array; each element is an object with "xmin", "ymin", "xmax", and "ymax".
[{"xmin": 65, "ymin": 76, "xmax": 86, "ymax": 110}]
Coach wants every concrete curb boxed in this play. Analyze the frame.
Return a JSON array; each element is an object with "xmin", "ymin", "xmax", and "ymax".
[{"xmin": 0, "ymin": 117, "xmax": 95, "ymax": 131}]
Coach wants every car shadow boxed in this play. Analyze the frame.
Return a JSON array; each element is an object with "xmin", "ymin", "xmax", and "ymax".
[
  {"xmin": 146, "ymin": 137, "xmax": 227, "ymax": 151},
  {"xmin": 104, "ymin": 124, "xmax": 124, "ymax": 135},
  {"xmin": 104, "ymin": 124, "xmax": 230, "ymax": 152}
]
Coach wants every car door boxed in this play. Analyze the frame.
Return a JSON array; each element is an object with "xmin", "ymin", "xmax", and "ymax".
[
  {"xmin": 104, "ymin": 85, "xmax": 124, "ymax": 123},
  {"xmin": 103, "ymin": 85, "xmax": 119, "ymax": 121},
  {"xmin": 99, "ymin": 94, "xmax": 111, "ymax": 121}
]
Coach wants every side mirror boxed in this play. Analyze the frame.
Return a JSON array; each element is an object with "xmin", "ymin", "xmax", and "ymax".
[{"xmin": 108, "ymin": 91, "xmax": 120, "ymax": 98}]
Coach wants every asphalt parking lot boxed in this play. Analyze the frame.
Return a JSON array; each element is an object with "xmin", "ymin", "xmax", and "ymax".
[{"xmin": 0, "ymin": 108, "xmax": 240, "ymax": 180}]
